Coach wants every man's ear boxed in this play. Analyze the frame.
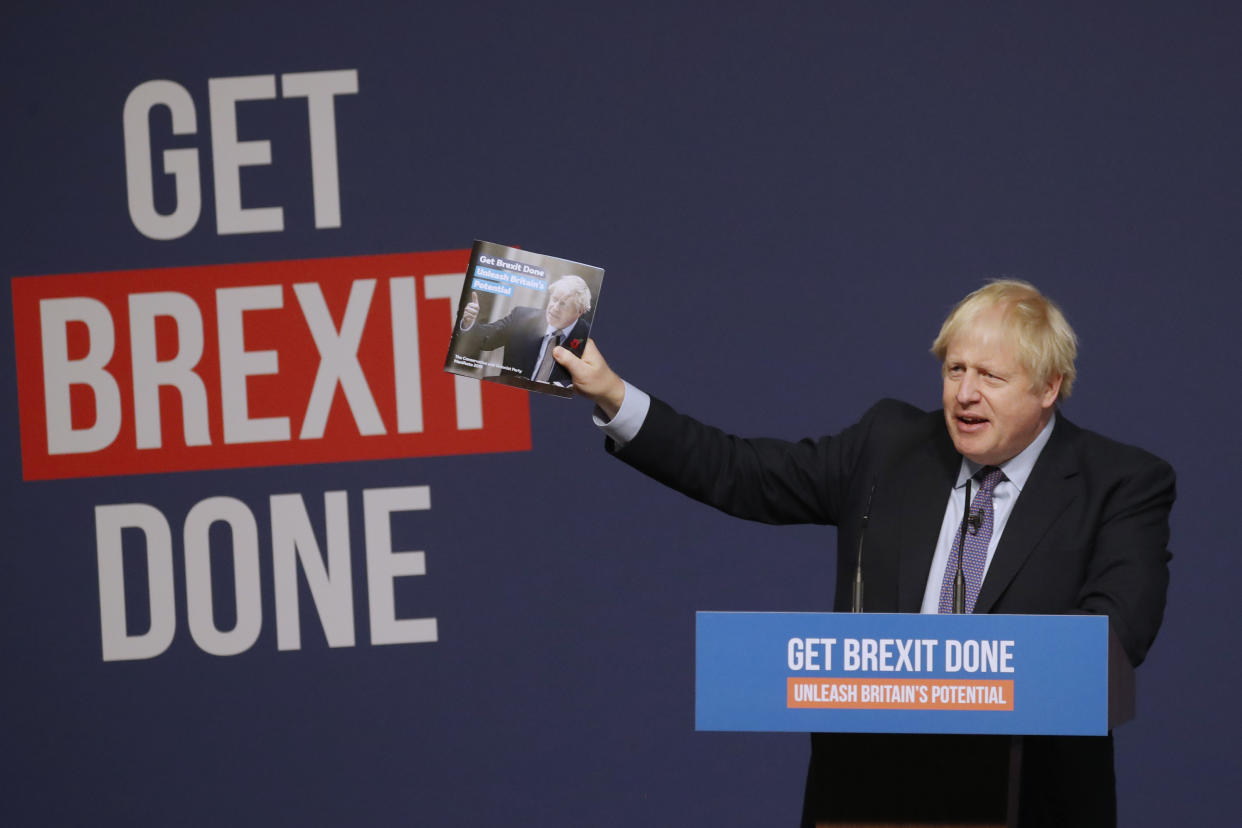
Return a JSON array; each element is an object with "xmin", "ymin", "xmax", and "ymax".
[{"xmin": 1040, "ymin": 374, "xmax": 1063, "ymax": 408}]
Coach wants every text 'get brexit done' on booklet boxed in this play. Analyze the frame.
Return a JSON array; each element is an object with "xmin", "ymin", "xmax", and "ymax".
[{"xmin": 443, "ymin": 240, "xmax": 605, "ymax": 399}]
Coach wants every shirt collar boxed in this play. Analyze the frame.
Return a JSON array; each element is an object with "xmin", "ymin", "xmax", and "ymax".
[{"xmin": 954, "ymin": 412, "xmax": 1057, "ymax": 493}]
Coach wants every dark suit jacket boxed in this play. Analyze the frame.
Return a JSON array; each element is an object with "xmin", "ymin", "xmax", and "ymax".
[
  {"xmin": 610, "ymin": 397, "xmax": 1174, "ymax": 826},
  {"xmin": 461, "ymin": 306, "xmax": 590, "ymax": 385}
]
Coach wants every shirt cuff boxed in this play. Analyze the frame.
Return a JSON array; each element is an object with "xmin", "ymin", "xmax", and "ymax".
[{"xmin": 592, "ymin": 381, "xmax": 650, "ymax": 447}]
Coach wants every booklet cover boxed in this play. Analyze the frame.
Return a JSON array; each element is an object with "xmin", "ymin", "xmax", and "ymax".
[{"xmin": 443, "ymin": 240, "xmax": 605, "ymax": 398}]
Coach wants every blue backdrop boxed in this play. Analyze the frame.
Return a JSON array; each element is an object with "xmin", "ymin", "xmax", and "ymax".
[{"xmin": 3, "ymin": 2, "xmax": 1239, "ymax": 825}]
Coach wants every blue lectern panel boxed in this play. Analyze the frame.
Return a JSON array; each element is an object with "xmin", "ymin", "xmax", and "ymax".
[{"xmin": 696, "ymin": 612, "xmax": 1109, "ymax": 736}]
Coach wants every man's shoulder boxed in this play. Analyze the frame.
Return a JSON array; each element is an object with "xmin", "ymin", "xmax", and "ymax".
[
  {"xmin": 836, "ymin": 398, "xmax": 949, "ymax": 471},
  {"xmin": 1055, "ymin": 414, "xmax": 1174, "ymax": 475},
  {"xmin": 506, "ymin": 305, "xmax": 544, "ymax": 323},
  {"xmin": 487, "ymin": 305, "xmax": 545, "ymax": 337},
  {"xmin": 568, "ymin": 316, "xmax": 591, "ymax": 337},
  {"xmin": 858, "ymin": 398, "xmax": 943, "ymax": 435}
]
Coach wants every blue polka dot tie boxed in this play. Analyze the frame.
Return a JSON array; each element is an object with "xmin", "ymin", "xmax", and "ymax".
[{"xmin": 938, "ymin": 466, "xmax": 1007, "ymax": 614}]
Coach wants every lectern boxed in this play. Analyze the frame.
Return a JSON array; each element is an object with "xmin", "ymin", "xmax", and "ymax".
[{"xmin": 696, "ymin": 612, "xmax": 1134, "ymax": 828}]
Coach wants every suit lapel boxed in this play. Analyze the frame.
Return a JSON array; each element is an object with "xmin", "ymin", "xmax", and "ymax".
[
  {"xmin": 893, "ymin": 424, "xmax": 960, "ymax": 612},
  {"xmin": 566, "ymin": 317, "xmax": 590, "ymax": 351},
  {"xmin": 974, "ymin": 417, "xmax": 1080, "ymax": 613},
  {"xmin": 550, "ymin": 318, "xmax": 591, "ymax": 384}
]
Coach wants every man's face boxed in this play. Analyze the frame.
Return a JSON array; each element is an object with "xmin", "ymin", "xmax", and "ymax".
[
  {"xmin": 941, "ymin": 308, "xmax": 1061, "ymax": 466},
  {"xmin": 545, "ymin": 285, "xmax": 582, "ymax": 330}
]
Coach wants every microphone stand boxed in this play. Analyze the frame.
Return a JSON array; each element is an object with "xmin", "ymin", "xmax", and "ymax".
[
  {"xmin": 850, "ymin": 484, "xmax": 877, "ymax": 613},
  {"xmin": 952, "ymin": 479, "xmax": 971, "ymax": 614}
]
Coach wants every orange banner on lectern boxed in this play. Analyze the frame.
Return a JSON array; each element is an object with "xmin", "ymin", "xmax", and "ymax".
[{"xmin": 787, "ymin": 677, "xmax": 1014, "ymax": 711}]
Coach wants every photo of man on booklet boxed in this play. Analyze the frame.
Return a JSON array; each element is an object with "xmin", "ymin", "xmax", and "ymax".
[{"xmin": 444, "ymin": 240, "xmax": 604, "ymax": 398}]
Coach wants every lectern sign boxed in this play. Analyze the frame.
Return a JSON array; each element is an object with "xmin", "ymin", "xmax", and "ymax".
[{"xmin": 696, "ymin": 612, "xmax": 1114, "ymax": 736}]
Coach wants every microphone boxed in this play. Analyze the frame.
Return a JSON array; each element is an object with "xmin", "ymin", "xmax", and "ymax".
[
  {"xmin": 952, "ymin": 478, "xmax": 971, "ymax": 614},
  {"xmin": 850, "ymin": 483, "xmax": 877, "ymax": 613},
  {"xmin": 967, "ymin": 510, "xmax": 983, "ymax": 535}
]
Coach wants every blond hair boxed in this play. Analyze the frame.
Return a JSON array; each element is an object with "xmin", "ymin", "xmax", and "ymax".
[
  {"xmin": 931, "ymin": 279, "xmax": 1078, "ymax": 401},
  {"xmin": 549, "ymin": 274, "xmax": 592, "ymax": 315}
]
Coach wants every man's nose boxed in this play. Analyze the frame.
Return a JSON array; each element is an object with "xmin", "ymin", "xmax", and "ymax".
[{"xmin": 957, "ymin": 372, "xmax": 981, "ymax": 403}]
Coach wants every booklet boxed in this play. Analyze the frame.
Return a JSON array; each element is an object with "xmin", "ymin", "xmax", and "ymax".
[{"xmin": 443, "ymin": 240, "xmax": 605, "ymax": 399}]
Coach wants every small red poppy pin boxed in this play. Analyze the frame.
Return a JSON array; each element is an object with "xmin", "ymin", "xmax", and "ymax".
[{"xmin": 569, "ymin": 338, "xmax": 582, "ymax": 350}]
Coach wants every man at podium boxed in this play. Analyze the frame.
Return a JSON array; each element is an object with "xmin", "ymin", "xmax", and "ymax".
[{"xmin": 554, "ymin": 279, "xmax": 1174, "ymax": 827}]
